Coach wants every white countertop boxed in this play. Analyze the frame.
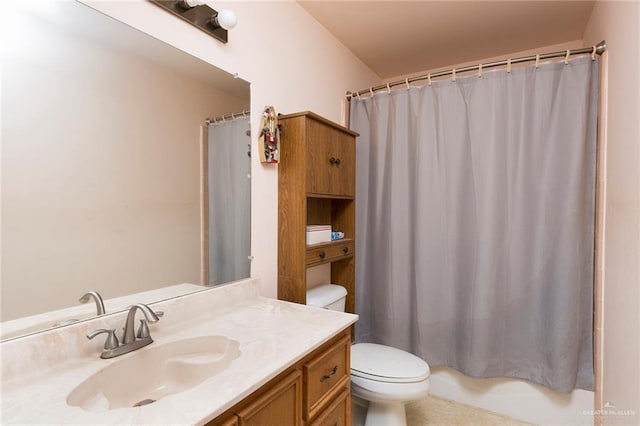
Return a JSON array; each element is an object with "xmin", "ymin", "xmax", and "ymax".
[{"xmin": 0, "ymin": 279, "xmax": 358, "ymax": 425}]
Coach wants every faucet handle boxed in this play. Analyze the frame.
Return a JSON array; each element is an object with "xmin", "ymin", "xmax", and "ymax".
[
  {"xmin": 136, "ymin": 311, "xmax": 163, "ymax": 339},
  {"xmin": 137, "ymin": 320, "xmax": 150, "ymax": 339},
  {"xmin": 87, "ymin": 329, "xmax": 119, "ymax": 350}
]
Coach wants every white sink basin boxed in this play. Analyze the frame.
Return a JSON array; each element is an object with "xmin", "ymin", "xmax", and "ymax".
[{"xmin": 66, "ymin": 335, "xmax": 240, "ymax": 412}]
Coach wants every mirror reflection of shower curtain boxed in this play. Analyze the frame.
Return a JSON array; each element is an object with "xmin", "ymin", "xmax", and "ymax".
[{"xmin": 208, "ymin": 119, "xmax": 251, "ymax": 286}]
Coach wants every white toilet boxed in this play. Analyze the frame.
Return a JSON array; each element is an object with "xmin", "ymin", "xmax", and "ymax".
[{"xmin": 307, "ymin": 284, "xmax": 430, "ymax": 426}]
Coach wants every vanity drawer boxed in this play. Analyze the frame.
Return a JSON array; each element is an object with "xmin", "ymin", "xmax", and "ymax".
[
  {"xmin": 309, "ymin": 386, "xmax": 350, "ymax": 426},
  {"xmin": 303, "ymin": 334, "xmax": 350, "ymax": 420},
  {"xmin": 306, "ymin": 240, "xmax": 354, "ymax": 266}
]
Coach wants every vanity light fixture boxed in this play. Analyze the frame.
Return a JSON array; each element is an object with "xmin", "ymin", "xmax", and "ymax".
[{"xmin": 150, "ymin": 0, "xmax": 237, "ymax": 43}]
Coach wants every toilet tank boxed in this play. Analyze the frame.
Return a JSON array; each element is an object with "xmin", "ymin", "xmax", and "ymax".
[{"xmin": 306, "ymin": 284, "xmax": 347, "ymax": 312}]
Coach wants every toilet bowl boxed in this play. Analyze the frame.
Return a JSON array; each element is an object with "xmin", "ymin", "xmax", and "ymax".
[{"xmin": 307, "ymin": 284, "xmax": 431, "ymax": 426}]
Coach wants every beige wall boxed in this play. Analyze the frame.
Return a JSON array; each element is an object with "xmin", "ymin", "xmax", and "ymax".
[
  {"xmin": 82, "ymin": 0, "xmax": 380, "ymax": 301},
  {"xmin": 583, "ymin": 1, "xmax": 640, "ymax": 423},
  {"xmin": 1, "ymin": 12, "xmax": 248, "ymax": 320}
]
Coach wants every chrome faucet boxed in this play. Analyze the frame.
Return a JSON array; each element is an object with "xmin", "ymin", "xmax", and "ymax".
[
  {"xmin": 79, "ymin": 291, "xmax": 106, "ymax": 315},
  {"xmin": 122, "ymin": 304, "xmax": 160, "ymax": 344},
  {"xmin": 87, "ymin": 303, "xmax": 161, "ymax": 359}
]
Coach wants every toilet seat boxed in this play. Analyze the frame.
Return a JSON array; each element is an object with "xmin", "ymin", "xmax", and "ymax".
[{"xmin": 351, "ymin": 343, "xmax": 430, "ymax": 383}]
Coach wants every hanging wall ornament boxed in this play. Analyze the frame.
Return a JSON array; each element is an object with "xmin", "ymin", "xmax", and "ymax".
[{"xmin": 258, "ymin": 106, "xmax": 280, "ymax": 163}]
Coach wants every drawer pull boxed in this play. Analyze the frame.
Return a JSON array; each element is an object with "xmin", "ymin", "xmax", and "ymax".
[
  {"xmin": 342, "ymin": 246, "xmax": 349, "ymax": 254},
  {"xmin": 320, "ymin": 365, "xmax": 338, "ymax": 382},
  {"xmin": 329, "ymin": 157, "xmax": 337, "ymax": 165},
  {"xmin": 335, "ymin": 158, "xmax": 341, "ymax": 166},
  {"xmin": 319, "ymin": 251, "xmax": 326, "ymax": 259}
]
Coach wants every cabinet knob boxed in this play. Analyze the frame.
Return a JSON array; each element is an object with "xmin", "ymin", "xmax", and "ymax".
[
  {"xmin": 329, "ymin": 157, "xmax": 336, "ymax": 165},
  {"xmin": 319, "ymin": 251, "xmax": 326, "ymax": 259},
  {"xmin": 342, "ymin": 246, "xmax": 349, "ymax": 254},
  {"xmin": 335, "ymin": 158, "xmax": 341, "ymax": 166}
]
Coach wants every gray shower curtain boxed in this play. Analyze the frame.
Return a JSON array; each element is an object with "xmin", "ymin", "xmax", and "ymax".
[
  {"xmin": 208, "ymin": 119, "xmax": 251, "ymax": 286},
  {"xmin": 350, "ymin": 57, "xmax": 598, "ymax": 392}
]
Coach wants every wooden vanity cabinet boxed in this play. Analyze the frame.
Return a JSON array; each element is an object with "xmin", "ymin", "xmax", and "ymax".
[
  {"xmin": 278, "ymin": 112, "xmax": 358, "ymax": 314},
  {"xmin": 206, "ymin": 328, "xmax": 351, "ymax": 426}
]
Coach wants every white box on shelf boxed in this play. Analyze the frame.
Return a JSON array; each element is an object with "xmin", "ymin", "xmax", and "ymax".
[{"xmin": 306, "ymin": 225, "xmax": 332, "ymax": 245}]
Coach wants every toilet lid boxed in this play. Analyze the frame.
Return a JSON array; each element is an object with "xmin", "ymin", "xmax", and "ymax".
[{"xmin": 351, "ymin": 343, "xmax": 430, "ymax": 383}]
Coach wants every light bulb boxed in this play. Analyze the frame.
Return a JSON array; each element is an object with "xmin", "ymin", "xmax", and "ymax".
[
  {"xmin": 211, "ymin": 9, "xmax": 237, "ymax": 30},
  {"xmin": 183, "ymin": 0, "xmax": 206, "ymax": 8}
]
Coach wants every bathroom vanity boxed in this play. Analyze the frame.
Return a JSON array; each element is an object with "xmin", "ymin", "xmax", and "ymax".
[
  {"xmin": 208, "ymin": 328, "xmax": 350, "ymax": 426},
  {"xmin": 0, "ymin": 279, "xmax": 357, "ymax": 425}
]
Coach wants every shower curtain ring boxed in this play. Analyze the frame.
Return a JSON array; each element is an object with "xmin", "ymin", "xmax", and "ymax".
[
  {"xmin": 507, "ymin": 58, "xmax": 512, "ymax": 73},
  {"xmin": 370, "ymin": 87, "xmax": 374, "ymax": 97},
  {"xmin": 478, "ymin": 63, "xmax": 483, "ymax": 78},
  {"xmin": 427, "ymin": 73, "xmax": 432, "ymax": 86},
  {"xmin": 386, "ymin": 83, "xmax": 391, "ymax": 94},
  {"xmin": 591, "ymin": 46, "xmax": 597, "ymax": 60},
  {"xmin": 564, "ymin": 49, "xmax": 570, "ymax": 65},
  {"xmin": 405, "ymin": 78, "xmax": 410, "ymax": 89},
  {"xmin": 535, "ymin": 54, "xmax": 540, "ymax": 68}
]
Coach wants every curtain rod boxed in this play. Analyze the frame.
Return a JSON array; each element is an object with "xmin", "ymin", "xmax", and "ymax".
[
  {"xmin": 205, "ymin": 109, "xmax": 250, "ymax": 124},
  {"xmin": 347, "ymin": 40, "xmax": 606, "ymax": 100}
]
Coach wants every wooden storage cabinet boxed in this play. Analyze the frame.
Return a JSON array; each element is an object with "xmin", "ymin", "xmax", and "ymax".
[
  {"xmin": 278, "ymin": 111, "xmax": 358, "ymax": 313},
  {"xmin": 206, "ymin": 329, "xmax": 351, "ymax": 426}
]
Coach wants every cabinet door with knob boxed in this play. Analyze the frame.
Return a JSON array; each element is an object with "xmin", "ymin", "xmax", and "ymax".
[{"xmin": 305, "ymin": 118, "xmax": 355, "ymax": 197}]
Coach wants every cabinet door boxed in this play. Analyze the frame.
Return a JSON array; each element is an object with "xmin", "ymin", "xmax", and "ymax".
[
  {"xmin": 306, "ymin": 120, "xmax": 334, "ymax": 195},
  {"xmin": 329, "ymin": 130, "xmax": 355, "ymax": 197},
  {"xmin": 306, "ymin": 120, "xmax": 355, "ymax": 197},
  {"xmin": 236, "ymin": 370, "xmax": 302, "ymax": 426}
]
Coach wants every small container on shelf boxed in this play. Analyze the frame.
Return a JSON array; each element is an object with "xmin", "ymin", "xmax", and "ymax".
[
  {"xmin": 331, "ymin": 231, "xmax": 344, "ymax": 241},
  {"xmin": 306, "ymin": 225, "xmax": 332, "ymax": 245}
]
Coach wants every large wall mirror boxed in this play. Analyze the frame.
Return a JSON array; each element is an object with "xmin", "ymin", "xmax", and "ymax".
[{"xmin": 1, "ymin": 1, "xmax": 251, "ymax": 340}]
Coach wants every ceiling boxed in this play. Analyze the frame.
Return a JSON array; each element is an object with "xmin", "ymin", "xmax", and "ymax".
[{"xmin": 298, "ymin": 1, "xmax": 596, "ymax": 79}]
